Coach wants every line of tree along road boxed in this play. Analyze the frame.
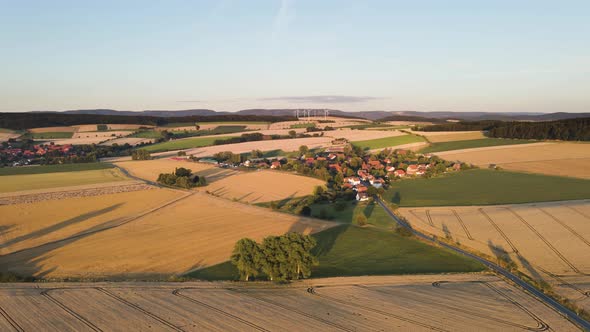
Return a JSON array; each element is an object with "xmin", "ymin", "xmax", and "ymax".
[{"xmin": 231, "ymin": 233, "xmax": 317, "ymax": 281}]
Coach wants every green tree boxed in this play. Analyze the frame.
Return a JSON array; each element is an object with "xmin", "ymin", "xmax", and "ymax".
[
  {"xmin": 356, "ymin": 214, "xmax": 368, "ymax": 226},
  {"xmin": 298, "ymin": 145, "xmax": 309, "ymax": 155},
  {"xmin": 250, "ymin": 149, "xmax": 263, "ymax": 159},
  {"xmin": 132, "ymin": 149, "xmax": 151, "ymax": 160},
  {"xmin": 175, "ymin": 167, "xmax": 192, "ymax": 177},
  {"xmin": 231, "ymin": 238, "xmax": 262, "ymax": 281},
  {"xmin": 288, "ymin": 130, "xmax": 297, "ymax": 138},
  {"xmin": 283, "ymin": 233, "xmax": 318, "ymax": 279}
]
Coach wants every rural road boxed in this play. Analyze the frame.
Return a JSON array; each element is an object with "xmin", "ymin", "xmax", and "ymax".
[{"xmin": 376, "ymin": 198, "xmax": 590, "ymax": 331}]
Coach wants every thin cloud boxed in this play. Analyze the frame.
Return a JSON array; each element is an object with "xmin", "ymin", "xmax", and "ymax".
[
  {"xmin": 272, "ymin": 0, "xmax": 295, "ymax": 39},
  {"xmin": 176, "ymin": 100, "xmax": 203, "ymax": 103},
  {"xmin": 260, "ymin": 95, "xmax": 382, "ymax": 104}
]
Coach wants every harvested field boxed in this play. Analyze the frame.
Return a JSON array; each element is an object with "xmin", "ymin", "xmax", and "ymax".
[
  {"xmin": 44, "ymin": 137, "xmax": 115, "ymax": 145},
  {"xmin": 114, "ymin": 159, "xmax": 235, "ymax": 183},
  {"xmin": 409, "ymin": 130, "xmax": 486, "ymax": 143},
  {"xmin": 0, "ymin": 274, "xmax": 579, "ymax": 331},
  {"xmin": 420, "ymin": 138, "xmax": 535, "ymax": 154},
  {"xmin": 28, "ymin": 126, "xmax": 76, "ymax": 133},
  {"xmin": 436, "ymin": 142, "xmax": 590, "ymax": 178},
  {"xmin": 400, "ymin": 199, "xmax": 590, "ymax": 311},
  {"xmin": 0, "ymin": 192, "xmax": 334, "ymax": 278},
  {"xmin": 325, "ymin": 128, "xmax": 405, "ymax": 142},
  {"xmin": 0, "ymin": 162, "xmax": 113, "ymax": 176},
  {"xmin": 0, "ymin": 188, "xmax": 181, "ymax": 255},
  {"xmin": 73, "ymin": 131, "xmax": 133, "ymax": 139},
  {"xmin": 207, "ymin": 170, "xmax": 325, "ymax": 203},
  {"xmin": 0, "ymin": 132, "xmax": 20, "ymax": 142},
  {"xmin": 0, "ymin": 168, "xmax": 129, "ymax": 193}
]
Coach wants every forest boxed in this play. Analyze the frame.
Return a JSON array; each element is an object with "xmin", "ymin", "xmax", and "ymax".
[
  {"xmin": 416, "ymin": 118, "xmax": 590, "ymax": 141},
  {"xmin": 0, "ymin": 112, "xmax": 295, "ymax": 130}
]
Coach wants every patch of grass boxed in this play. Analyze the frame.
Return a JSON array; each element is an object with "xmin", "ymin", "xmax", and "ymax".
[
  {"xmin": 187, "ymin": 224, "xmax": 484, "ymax": 281},
  {"xmin": 384, "ymin": 169, "xmax": 590, "ymax": 207},
  {"xmin": 171, "ymin": 125, "xmax": 247, "ymax": 138},
  {"xmin": 130, "ymin": 130, "xmax": 164, "ymax": 139},
  {"xmin": 420, "ymin": 138, "xmax": 535, "ymax": 153},
  {"xmin": 0, "ymin": 168, "xmax": 128, "ymax": 193},
  {"xmin": 161, "ymin": 122, "xmax": 197, "ymax": 128},
  {"xmin": 141, "ymin": 136, "xmax": 233, "ymax": 153},
  {"xmin": 0, "ymin": 163, "xmax": 114, "ymax": 176},
  {"xmin": 290, "ymin": 123, "xmax": 316, "ymax": 129},
  {"xmin": 353, "ymin": 134, "xmax": 425, "ymax": 150},
  {"xmin": 23, "ymin": 132, "xmax": 73, "ymax": 139}
]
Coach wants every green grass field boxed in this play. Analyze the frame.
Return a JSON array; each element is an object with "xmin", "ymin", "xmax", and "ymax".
[
  {"xmin": 0, "ymin": 163, "xmax": 114, "ymax": 176},
  {"xmin": 171, "ymin": 125, "xmax": 248, "ymax": 138},
  {"xmin": 23, "ymin": 132, "xmax": 74, "ymax": 139},
  {"xmin": 187, "ymin": 224, "xmax": 484, "ymax": 281},
  {"xmin": 290, "ymin": 123, "xmax": 316, "ymax": 129},
  {"xmin": 0, "ymin": 168, "xmax": 128, "ymax": 193},
  {"xmin": 130, "ymin": 130, "xmax": 164, "ymax": 139},
  {"xmin": 141, "ymin": 136, "xmax": 233, "ymax": 152},
  {"xmin": 342, "ymin": 123, "xmax": 392, "ymax": 130},
  {"xmin": 384, "ymin": 169, "xmax": 590, "ymax": 207},
  {"xmin": 353, "ymin": 134, "xmax": 425, "ymax": 150},
  {"xmin": 260, "ymin": 198, "xmax": 396, "ymax": 229},
  {"xmin": 420, "ymin": 138, "xmax": 535, "ymax": 153}
]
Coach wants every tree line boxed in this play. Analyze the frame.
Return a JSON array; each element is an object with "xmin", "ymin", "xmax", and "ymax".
[
  {"xmin": 415, "ymin": 118, "xmax": 590, "ymax": 141},
  {"xmin": 0, "ymin": 112, "xmax": 295, "ymax": 130},
  {"xmin": 231, "ymin": 233, "xmax": 318, "ymax": 281}
]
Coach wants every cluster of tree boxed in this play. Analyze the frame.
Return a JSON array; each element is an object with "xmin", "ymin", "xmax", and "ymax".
[
  {"xmin": 131, "ymin": 149, "xmax": 151, "ymax": 160},
  {"xmin": 157, "ymin": 167, "xmax": 206, "ymax": 188},
  {"xmin": 306, "ymin": 126, "xmax": 334, "ymax": 132},
  {"xmin": 97, "ymin": 124, "xmax": 108, "ymax": 131},
  {"xmin": 231, "ymin": 233, "xmax": 318, "ymax": 281},
  {"xmin": 487, "ymin": 118, "xmax": 590, "ymax": 141},
  {"xmin": 0, "ymin": 112, "xmax": 295, "ymax": 130},
  {"xmin": 415, "ymin": 120, "xmax": 502, "ymax": 132},
  {"xmin": 213, "ymin": 132, "xmax": 266, "ymax": 145}
]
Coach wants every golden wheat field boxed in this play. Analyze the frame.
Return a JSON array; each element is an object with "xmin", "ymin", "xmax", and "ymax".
[
  {"xmin": 435, "ymin": 142, "xmax": 590, "ymax": 178},
  {"xmin": 0, "ymin": 188, "xmax": 182, "ymax": 255},
  {"xmin": 400, "ymin": 200, "xmax": 590, "ymax": 311},
  {"xmin": 207, "ymin": 170, "xmax": 325, "ymax": 203},
  {"xmin": 28, "ymin": 126, "xmax": 76, "ymax": 133},
  {"xmin": 0, "ymin": 192, "xmax": 334, "ymax": 279},
  {"xmin": 0, "ymin": 274, "xmax": 578, "ymax": 331},
  {"xmin": 114, "ymin": 159, "xmax": 235, "ymax": 183}
]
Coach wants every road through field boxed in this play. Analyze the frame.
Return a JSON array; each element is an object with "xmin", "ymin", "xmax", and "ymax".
[{"xmin": 378, "ymin": 199, "xmax": 590, "ymax": 330}]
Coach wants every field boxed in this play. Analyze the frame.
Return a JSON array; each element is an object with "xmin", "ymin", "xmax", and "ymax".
[
  {"xmin": 384, "ymin": 169, "xmax": 590, "ymax": 206},
  {"xmin": 0, "ymin": 274, "xmax": 578, "ymax": 331},
  {"xmin": 24, "ymin": 132, "xmax": 74, "ymax": 139},
  {"xmin": 141, "ymin": 135, "xmax": 233, "ymax": 152},
  {"xmin": 0, "ymin": 192, "xmax": 334, "ymax": 279},
  {"xmin": 436, "ymin": 142, "xmax": 590, "ymax": 179},
  {"xmin": 0, "ymin": 168, "xmax": 129, "ymax": 193},
  {"xmin": 0, "ymin": 163, "xmax": 113, "ymax": 176},
  {"xmin": 206, "ymin": 170, "xmax": 325, "ymax": 203},
  {"xmin": 399, "ymin": 199, "xmax": 590, "ymax": 311},
  {"xmin": 129, "ymin": 130, "xmax": 164, "ymax": 138},
  {"xmin": 409, "ymin": 130, "xmax": 486, "ymax": 142},
  {"xmin": 72, "ymin": 131, "xmax": 132, "ymax": 139},
  {"xmin": 192, "ymin": 225, "xmax": 484, "ymax": 280},
  {"xmin": 28, "ymin": 126, "xmax": 76, "ymax": 133},
  {"xmin": 420, "ymin": 138, "xmax": 535, "ymax": 153},
  {"xmin": 114, "ymin": 159, "xmax": 234, "ymax": 183},
  {"xmin": 0, "ymin": 188, "xmax": 182, "ymax": 255},
  {"xmin": 352, "ymin": 134, "xmax": 426, "ymax": 150}
]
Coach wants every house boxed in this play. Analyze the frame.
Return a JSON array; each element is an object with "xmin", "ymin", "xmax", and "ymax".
[
  {"xmin": 345, "ymin": 177, "xmax": 361, "ymax": 186},
  {"xmin": 356, "ymin": 192, "xmax": 370, "ymax": 201},
  {"xmin": 368, "ymin": 160, "xmax": 384, "ymax": 169},
  {"xmin": 370, "ymin": 178, "xmax": 385, "ymax": 188},
  {"xmin": 416, "ymin": 169, "xmax": 426, "ymax": 176},
  {"xmin": 357, "ymin": 170, "xmax": 370, "ymax": 181},
  {"xmin": 327, "ymin": 153, "xmax": 337, "ymax": 161},
  {"xmin": 356, "ymin": 185, "xmax": 368, "ymax": 193},
  {"xmin": 305, "ymin": 157, "xmax": 315, "ymax": 165},
  {"xmin": 453, "ymin": 163, "xmax": 462, "ymax": 171},
  {"xmin": 270, "ymin": 161, "xmax": 281, "ymax": 169},
  {"xmin": 328, "ymin": 164, "xmax": 342, "ymax": 172},
  {"xmin": 393, "ymin": 169, "xmax": 406, "ymax": 178},
  {"xmin": 386, "ymin": 166, "xmax": 395, "ymax": 172},
  {"xmin": 406, "ymin": 164, "xmax": 418, "ymax": 175}
]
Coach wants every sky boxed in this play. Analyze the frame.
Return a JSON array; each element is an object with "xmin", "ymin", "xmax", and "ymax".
[{"xmin": 1, "ymin": 0, "xmax": 589, "ymax": 113}]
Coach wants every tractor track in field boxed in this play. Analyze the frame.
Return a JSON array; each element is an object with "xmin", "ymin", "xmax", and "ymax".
[
  {"xmin": 481, "ymin": 281, "xmax": 551, "ymax": 331},
  {"xmin": 40, "ymin": 289, "xmax": 102, "ymax": 332},
  {"xmin": 451, "ymin": 209, "xmax": 474, "ymax": 240},
  {"xmin": 409, "ymin": 209, "xmax": 433, "ymax": 226},
  {"xmin": 171, "ymin": 288, "xmax": 269, "ymax": 332},
  {"xmin": 566, "ymin": 206, "xmax": 590, "ymax": 220},
  {"xmin": 95, "ymin": 288, "xmax": 184, "ymax": 332},
  {"xmin": 538, "ymin": 208, "xmax": 590, "ymax": 248},
  {"xmin": 478, "ymin": 208, "xmax": 519, "ymax": 254},
  {"xmin": 537, "ymin": 268, "xmax": 590, "ymax": 299},
  {"xmin": 425, "ymin": 210, "xmax": 435, "ymax": 227},
  {"xmin": 506, "ymin": 208, "xmax": 584, "ymax": 275},
  {"xmin": 0, "ymin": 305, "xmax": 23, "ymax": 332},
  {"xmin": 226, "ymin": 288, "xmax": 354, "ymax": 332},
  {"xmin": 306, "ymin": 286, "xmax": 449, "ymax": 332},
  {"xmin": 355, "ymin": 283, "xmax": 549, "ymax": 331}
]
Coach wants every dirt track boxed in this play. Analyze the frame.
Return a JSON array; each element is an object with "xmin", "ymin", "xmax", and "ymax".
[{"xmin": 0, "ymin": 274, "xmax": 579, "ymax": 331}]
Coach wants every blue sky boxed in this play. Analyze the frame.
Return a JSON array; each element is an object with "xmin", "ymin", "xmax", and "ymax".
[{"xmin": 1, "ymin": 0, "xmax": 589, "ymax": 113}]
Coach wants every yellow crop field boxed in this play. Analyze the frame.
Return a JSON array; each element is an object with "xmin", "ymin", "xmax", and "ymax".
[
  {"xmin": 207, "ymin": 170, "xmax": 325, "ymax": 203},
  {"xmin": 409, "ymin": 130, "xmax": 486, "ymax": 142},
  {"xmin": 114, "ymin": 159, "xmax": 235, "ymax": 183},
  {"xmin": 400, "ymin": 200, "xmax": 590, "ymax": 311},
  {"xmin": 0, "ymin": 168, "xmax": 129, "ymax": 193},
  {"xmin": 0, "ymin": 274, "xmax": 578, "ymax": 331},
  {"xmin": 0, "ymin": 188, "xmax": 182, "ymax": 255},
  {"xmin": 0, "ymin": 193, "xmax": 334, "ymax": 279}
]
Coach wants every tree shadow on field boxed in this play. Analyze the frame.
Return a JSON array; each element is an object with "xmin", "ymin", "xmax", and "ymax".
[
  {"xmin": 391, "ymin": 191, "xmax": 401, "ymax": 205},
  {"xmin": 442, "ymin": 223, "xmax": 452, "ymax": 241},
  {"xmin": 0, "ymin": 203, "xmax": 124, "ymax": 252},
  {"xmin": 363, "ymin": 202, "xmax": 375, "ymax": 219},
  {"xmin": 307, "ymin": 224, "xmax": 349, "ymax": 257}
]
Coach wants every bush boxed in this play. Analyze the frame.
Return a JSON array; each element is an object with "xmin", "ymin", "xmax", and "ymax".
[
  {"xmin": 300, "ymin": 206, "xmax": 312, "ymax": 216},
  {"xmin": 175, "ymin": 167, "xmax": 192, "ymax": 177},
  {"xmin": 131, "ymin": 149, "xmax": 151, "ymax": 160},
  {"xmin": 355, "ymin": 214, "xmax": 368, "ymax": 226}
]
